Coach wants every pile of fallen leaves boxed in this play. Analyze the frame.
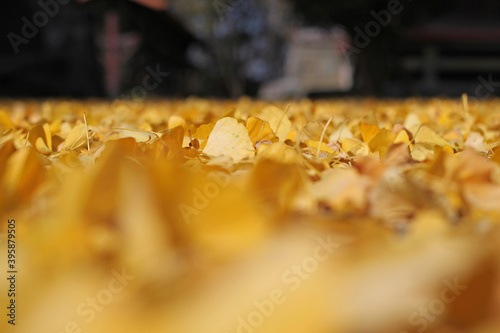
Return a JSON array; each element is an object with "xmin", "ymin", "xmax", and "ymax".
[{"xmin": 1, "ymin": 97, "xmax": 500, "ymax": 333}]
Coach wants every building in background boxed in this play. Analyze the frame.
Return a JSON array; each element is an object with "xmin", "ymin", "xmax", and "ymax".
[{"xmin": 259, "ymin": 27, "xmax": 353, "ymax": 99}]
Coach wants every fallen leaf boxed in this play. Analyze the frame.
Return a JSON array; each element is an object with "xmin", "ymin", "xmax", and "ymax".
[
  {"xmin": 360, "ymin": 122, "xmax": 380, "ymax": 143},
  {"xmin": 246, "ymin": 116, "xmax": 277, "ymax": 145},
  {"xmin": 203, "ymin": 117, "xmax": 254, "ymax": 162},
  {"xmin": 258, "ymin": 105, "xmax": 291, "ymax": 142},
  {"xmin": 368, "ymin": 128, "xmax": 396, "ymax": 153}
]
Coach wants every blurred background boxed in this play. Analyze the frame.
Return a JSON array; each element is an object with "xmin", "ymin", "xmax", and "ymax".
[{"xmin": 1, "ymin": 0, "xmax": 500, "ymax": 99}]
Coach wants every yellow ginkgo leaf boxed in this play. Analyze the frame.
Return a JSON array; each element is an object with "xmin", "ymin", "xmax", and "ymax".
[
  {"xmin": 329, "ymin": 125, "xmax": 353, "ymax": 142},
  {"xmin": 203, "ymin": 117, "xmax": 254, "ymax": 162},
  {"xmin": 258, "ymin": 105, "xmax": 291, "ymax": 142},
  {"xmin": 3, "ymin": 147, "xmax": 45, "ymax": 199},
  {"xmin": 256, "ymin": 141, "xmax": 302, "ymax": 164},
  {"xmin": 339, "ymin": 137, "xmax": 370, "ymax": 156},
  {"xmin": 414, "ymin": 126, "xmax": 450, "ymax": 147},
  {"xmin": 161, "ymin": 125, "xmax": 184, "ymax": 157},
  {"xmin": 63, "ymin": 123, "xmax": 88, "ymax": 150},
  {"xmin": 35, "ymin": 137, "xmax": 52, "ymax": 155},
  {"xmin": 246, "ymin": 117, "xmax": 277, "ymax": 145},
  {"xmin": 0, "ymin": 111, "xmax": 15, "ymax": 131},
  {"xmin": 411, "ymin": 142, "xmax": 435, "ymax": 161},
  {"xmin": 394, "ymin": 129, "xmax": 410, "ymax": 145},
  {"xmin": 193, "ymin": 123, "xmax": 215, "ymax": 149},
  {"xmin": 360, "ymin": 122, "xmax": 380, "ymax": 143},
  {"xmin": 113, "ymin": 127, "xmax": 159, "ymax": 143},
  {"xmin": 433, "ymin": 145, "xmax": 454, "ymax": 157},
  {"xmin": 43, "ymin": 123, "xmax": 52, "ymax": 151},
  {"xmin": 50, "ymin": 118, "xmax": 62, "ymax": 134},
  {"xmin": 28, "ymin": 123, "xmax": 53, "ymax": 154},
  {"xmin": 368, "ymin": 128, "xmax": 395, "ymax": 152},
  {"xmin": 403, "ymin": 112, "xmax": 422, "ymax": 133},
  {"xmin": 168, "ymin": 115, "xmax": 186, "ymax": 129},
  {"xmin": 306, "ymin": 140, "xmax": 334, "ymax": 154}
]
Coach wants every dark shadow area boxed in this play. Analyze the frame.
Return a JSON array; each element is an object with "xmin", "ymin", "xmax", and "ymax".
[{"xmin": 1, "ymin": 0, "xmax": 500, "ymax": 98}]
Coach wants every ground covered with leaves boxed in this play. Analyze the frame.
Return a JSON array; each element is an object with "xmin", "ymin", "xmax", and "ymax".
[{"xmin": 1, "ymin": 97, "xmax": 500, "ymax": 333}]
